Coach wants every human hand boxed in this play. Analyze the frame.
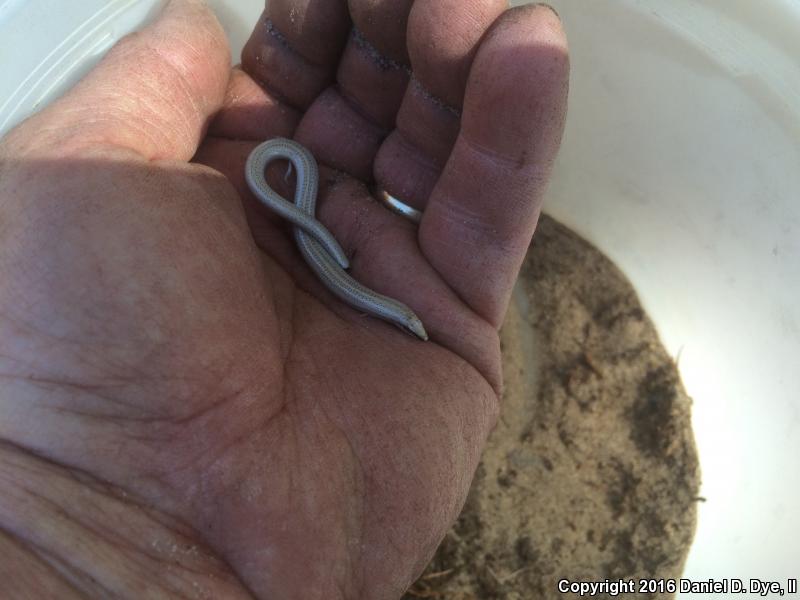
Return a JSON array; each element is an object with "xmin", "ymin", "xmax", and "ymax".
[{"xmin": 0, "ymin": 0, "xmax": 568, "ymax": 598}]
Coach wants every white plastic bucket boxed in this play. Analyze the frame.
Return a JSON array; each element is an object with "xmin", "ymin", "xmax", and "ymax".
[
  {"xmin": 1, "ymin": 0, "xmax": 798, "ymax": 594},
  {"xmin": 539, "ymin": 0, "xmax": 800, "ymax": 588}
]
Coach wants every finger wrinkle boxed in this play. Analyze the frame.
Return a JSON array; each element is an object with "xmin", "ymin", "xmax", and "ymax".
[
  {"xmin": 391, "ymin": 130, "xmax": 442, "ymax": 175},
  {"xmin": 459, "ymin": 131, "xmax": 536, "ymax": 173},
  {"xmin": 96, "ymin": 95, "xmax": 190, "ymax": 161},
  {"xmin": 411, "ymin": 77, "xmax": 461, "ymax": 118},
  {"xmin": 428, "ymin": 192, "xmax": 499, "ymax": 244},
  {"xmin": 130, "ymin": 32, "xmax": 225, "ymax": 120},
  {"xmin": 347, "ymin": 0, "xmax": 414, "ymax": 64},
  {"xmin": 265, "ymin": 18, "xmax": 291, "ymax": 50},
  {"xmin": 147, "ymin": 43, "xmax": 203, "ymax": 119},
  {"xmin": 265, "ymin": 18, "xmax": 328, "ymax": 70},
  {"xmin": 351, "ymin": 28, "xmax": 409, "ymax": 73},
  {"xmin": 134, "ymin": 75, "xmax": 197, "ymax": 143},
  {"xmin": 334, "ymin": 33, "xmax": 410, "ymax": 128},
  {"xmin": 334, "ymin": 84, "xmax": 391, "ymax": 138},
  {"xmin": 88, "ymin": 42, "xmax": 209, "ymax": 158},
  {"xmin": 394, "ymin": 83, "xmax": 461, "ymax": 165}
]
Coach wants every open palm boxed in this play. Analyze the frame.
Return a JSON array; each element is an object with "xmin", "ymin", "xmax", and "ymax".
[{"xmin": 0, "ymin": 0, "xmax": 567, "ymax": 598}]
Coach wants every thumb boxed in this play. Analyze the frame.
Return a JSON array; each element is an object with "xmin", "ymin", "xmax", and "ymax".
[{"xmin": 3, "ymin": 0, "xmax": 230, "ymax": 162}]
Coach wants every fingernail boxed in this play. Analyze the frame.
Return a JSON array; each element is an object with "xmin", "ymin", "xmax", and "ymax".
[{"xmin": 534, "ymin": 3, "xmax": 560, "ymax": 20}]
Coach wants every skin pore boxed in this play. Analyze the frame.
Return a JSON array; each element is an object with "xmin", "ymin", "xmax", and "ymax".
[{"xmin": 0, "ymin": 0, "xmax": 568, "ymax": 598}]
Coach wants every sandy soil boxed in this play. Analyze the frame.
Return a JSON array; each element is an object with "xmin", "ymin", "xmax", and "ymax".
[{"xmin": 404, "ymin": 215, "xmax": 700, "ymax": 600}]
